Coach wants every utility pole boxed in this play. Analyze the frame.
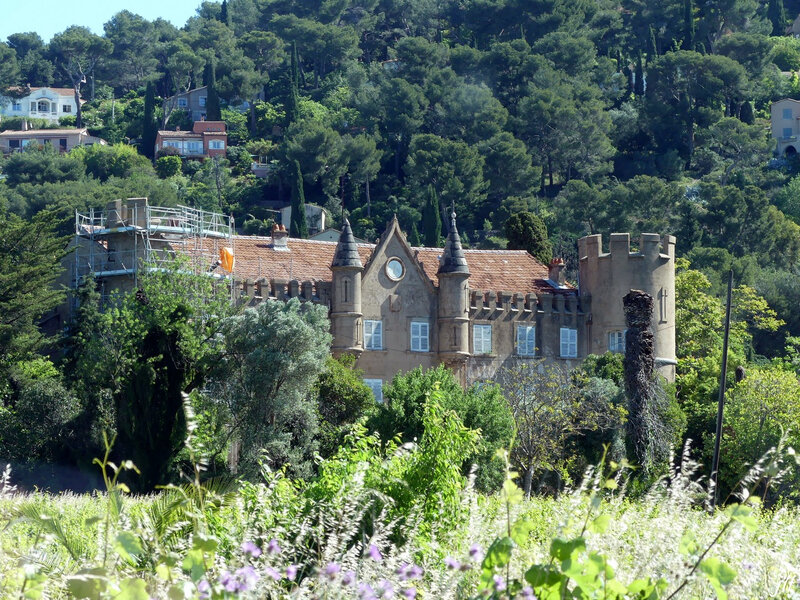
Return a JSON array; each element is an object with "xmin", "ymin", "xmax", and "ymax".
[{"xmin": 710, "ymin": 270, "xmax": 733, "ymax": 509}]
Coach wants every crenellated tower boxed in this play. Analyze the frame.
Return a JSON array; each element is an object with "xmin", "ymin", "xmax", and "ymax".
[
  {"xmin": 437, "ymin": 213, "xmax": 471, "ymax": 379},
  {"xmin": 330, "ymin": 219, "xmax": 363, "ymax": 356},
  {"xmin": 578, "ymin": 233, "xmax": 676, "ymax": 381}
]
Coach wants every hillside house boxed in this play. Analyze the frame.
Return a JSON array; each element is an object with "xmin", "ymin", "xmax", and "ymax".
[
  {"xmin": 771, "ymin": 98, "xmax": 800, "ymax": 155},
  {"xmin": 0, "ymin": 127, "xmax": 106, "ymax": 154},
  {"xmin": 0, "ymin": 86, "xmax": 80, "ymax": 123},
  {"xmin": 155, "ymin": 120, "xmax": 227, "ymax": 159},
  {"xmin": 165, "ymin": 87, "xmax": 209, "ymax": 122}
]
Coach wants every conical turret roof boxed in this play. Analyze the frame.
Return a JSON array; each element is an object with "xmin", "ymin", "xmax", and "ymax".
[
  {"xmin": 331, "ymin": 218, "xmax": 363, "ymax": 268},
  {"xmin": 438, "ymin": 212, "xmax": 470, "ymax": 275}
]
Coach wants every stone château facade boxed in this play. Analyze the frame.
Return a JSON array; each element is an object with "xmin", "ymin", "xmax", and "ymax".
[{"xmin": 72, "ymin": 199, "xmax": 677, "ymax": 398}]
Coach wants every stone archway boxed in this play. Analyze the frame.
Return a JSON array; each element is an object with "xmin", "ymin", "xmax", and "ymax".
[{"xmin": 785, "ymin": 145, "xmax": 798, "ymax": 157}]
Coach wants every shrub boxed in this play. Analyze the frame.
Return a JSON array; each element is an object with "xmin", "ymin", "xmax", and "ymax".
[{"xmin": 155, "ymin": 155, "xmax": 182, "ymax": 178}]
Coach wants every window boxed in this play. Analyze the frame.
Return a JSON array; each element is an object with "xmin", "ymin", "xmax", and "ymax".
[
  {"xmin": 37, "ymin": 100, "xmax": 49, "ymax": 112},
  {"xmin": 517, "ymin": 325, "xmax": 536, "ymax": 356},
  {"xmin": 473, "ymin": 324, "xmax": 492, "ymax": 355},
  {"xmin": 784, "ymin": 108, "xmax": 793, "ymax": 119},
  {"xmin": 364, "ymin": 319, "xmax": 383, "ymax": 350},
  {"xmin": 608, "ymin": 330, "xmax": 626, "ymax": 353},
  {"xmin": 386, "ymin": 258, "xmax": 404, "ymax": 281},
  {"xmin": 29, "ymin": 102, "xmax": 36, "ymax": 111},
  {"xmin": 209, "ymin": 140, "xmax": 225, "ymax": 150},
  {"xmin": 59, "ymin": 138, "xmax": 67, "ymax": 150},
  {"xmin": 11, "ymin": 101, "xmax": 20, "ymax": 111},
  {"xmin": 410, "ymin": 321, "xmax": 429, "ymax": 352},
  {"xmin": 186, "ymin": 141, "xmax": 202, "ymax": 153},
  {"xmin": 164, "ymin": 140, "xmax": 182, "ymax": 150},
  {"xmin": 364, "ymin": 379, "xmax": 384, "ymax": 403},
  {"xmin": 560, "ymin": 327, "xmax": 578, "ymax": 358},
  {"xmin": 9, "ymin": 139, "xmax": 20, "ymax": 149},
  {"xmin": 177, "ymin": 97, "xmax": 188, "ymax": 108},
  {"xmin": 62, "ymin": 105, "xmax": 71, "ymax": 113},
  {"xmin": 199, "ymin": 96, "xmax": 207, "ymax": 107},
  {"xmin": 784, "ymin": 127, "xmax": 794, "ymax": 139}
]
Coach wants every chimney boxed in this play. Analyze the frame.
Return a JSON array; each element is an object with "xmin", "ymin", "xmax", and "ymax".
[
  {"xmin": 272, "ymin": 223, "xmax": 289, "ymax": 251},
  {"xmin": 548, "ymin": 258, "xmax": 566, "ymax": 285}
]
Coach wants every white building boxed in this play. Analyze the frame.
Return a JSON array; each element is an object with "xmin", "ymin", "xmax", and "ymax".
[{"xmin": 0, "ymin": 87, "xmax": 80, "ymax": 123}]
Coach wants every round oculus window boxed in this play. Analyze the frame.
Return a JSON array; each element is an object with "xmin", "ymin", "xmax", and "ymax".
[{"xmin": 386, "ymin": 258, "xmax": 405, "ymax": 281}]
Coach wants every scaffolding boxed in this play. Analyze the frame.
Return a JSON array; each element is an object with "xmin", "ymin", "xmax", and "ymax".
[{"xmin": 73, "ymin": 198, "xmax": 234, "ymax": 300}]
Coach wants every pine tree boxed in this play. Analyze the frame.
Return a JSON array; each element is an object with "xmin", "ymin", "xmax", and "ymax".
[
  {"xmin": 290, "ymin": 160, "xmax": 309, "ymax": 238},
  {"xmin": 220, "ymin": 0, "xmax": 230, "ymax": 26},
  {"xmin": 682, "ymin": 0, "xmax": 694, "ymax": 51},
  {"xmin": 423, "ymin": 185, "xmax": 442, "ymax": 247},
  {"xmin": 634, "ymin": 50, "xmax": 645, "ymax": 97},
  {"xmin": 768, "ymin": 0, "xmax": 786, "ymax": 36},
  {"xmin": 142, "ymin": 81, "xmax": 157, "ymax": 160},
  {"xmin": 205, "ymin": 61, "xmax": 221, "ymax": 121}
]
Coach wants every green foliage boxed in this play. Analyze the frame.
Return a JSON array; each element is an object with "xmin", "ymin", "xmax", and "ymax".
[
  {"xmin": 367, "ymin": 365, "xmax": 513, "ymax": 493},
  {"xmin": 422, "ymin": 184, "xmax": 442, "ymax": 247},
  {"xmin": 2, "ymin": 144, "xmax": 84, "ymax": 186},
  {"xmin": 289, "ymin": 160, "xmax": 308, "ymax": 238},
  {"xmin": 209, "ymin": 298, "xmax": 331, "ymax": 478},
  {"xmin": 74, "ymin": 143, "xmax": 153, "ymax": 182},
  {"xmin": 504, "ymin": 211, "xmax": 553, "ymax": 264},
  {"xmin": 155, "ymin": 155, "xmax": 182, "ymax": 179},
  {"xmin": 313, "ymin": 354, "xmax": 375, "ymax": 458}
]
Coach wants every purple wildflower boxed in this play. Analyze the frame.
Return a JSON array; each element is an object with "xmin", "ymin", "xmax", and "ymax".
[
  {"xmin": 520, "ymin": 586, "xmax": 535, "ymax": 599},
  {"xmin": 324, "ymin": 562, "xmax": 342, "ymax": 581},
  {"xmin": 376, "ymin": 579, "xmax": 395, "ymax": 599},
  {"xmin": 358, "ymin": 582, "xmax": 377, "ymax": 600},
  {"xmin": 197, "ymin": 580, "xmax": 211, "ymax": 600},
  {"xmin": 241, "ymin": 541, "xmax": 262, "ymax": 558},
  {"xmin": 235, "ymin": 565, "xmax": 260, "ymax": 592},
  {"xmin": 401, "ymin": 587, "xmax": 417, "ymax": 600},
  {"xmin": 444, "ymin": 556, "xmax": 461, "ymax": 570},
  {"xmin": 264, "ymin": 566, "xmax": 281, "ymax": 581},
  {"xmin": 342, "ymin": 570, "xmax": 357, "ymax": 586},
  {"xmin": 220, "ymin": 571, "xmax": 238, "ymax": 593},
  {"xmin": 396, "ymin": 562, "xmax": 410, "ymax": 581},
  {"xmin": 407, "ymin": 564, "xmax": 423, "ymax": 580},
  {"xmin": 493, "ymin": 575, "xmax": 506, "ymax": 592},
  {"xmin": 266, "ymin": 539, "xmax": 281, "ymax": 555},
  {"xmin": 368, "ymin": 544, "xmax": 383, "ymax": 562},
  {"xmin": 469, "ymin": 544, "xmax": 484, "ymax": 563},
  {"xmin": 286, "ymin": 564, "xmax": 298, "ymax": 580}
]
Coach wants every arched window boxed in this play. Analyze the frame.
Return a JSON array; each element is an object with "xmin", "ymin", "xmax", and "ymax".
[{"xmin": 37, "ymin": 100, "xmax": 50, "ymax": 112}]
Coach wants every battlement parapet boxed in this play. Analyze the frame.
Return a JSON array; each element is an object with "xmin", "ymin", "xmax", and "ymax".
[
  {"xmin": 469, "ymin": 289, "xmax": 583, "ymax": 315},
  {"xmin": 578, "ymin": 233, "xmax": 676, "ymax": 262},
  {"xmin": 232, "ymin": 277, "xmax": 330, "ymax": 306}
]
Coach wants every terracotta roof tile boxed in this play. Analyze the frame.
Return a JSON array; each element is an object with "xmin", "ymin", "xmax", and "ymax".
[
  {"xmin": 191, "ymin": 235, "xmax": 570, "ymax": 295},
  {"xmin": 0, "ymin": 128, "xmax": 88, "ymax": 137},
  {"xmin": 157, "ymin": 131, "xmax": 203, "ymax": 139}
]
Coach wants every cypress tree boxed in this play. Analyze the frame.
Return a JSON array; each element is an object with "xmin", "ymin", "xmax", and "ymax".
[
  {"xmin": 142, "ymin": 81, "xmax": 157, "ymax": 160},
  {"xmin": 768, "ymin": 0, "xmax": 786, "ymax": 36},
  {"xmin": 287, "ymin": 42, "xmax": 300, "ymax": 125},
  {"xmin": 220, "ymin": 0, "xmax": 230, "ymax": 25},
  {"xmin": 739, "ymin": 100, "xmax": 755, "ymax": 124},
  {"xmin": 423, "ymin": 185, "xmax": 442, "ymax": 247},
  {"xmin": 682, "ymin": 0, "xmax": 694, "ymax": 51},
  {"xmin": 290, "ymin": 160, "xmax": 309, "ymax": 238},
  {"xmin": 409, "ymin": 222, "xmax": 421, "ymax": 247},
  {"xmin": 205, "ymin": 61, "xmax": 221, "ymax": 121},
  {"xmin": 634, "ymin": 50, "xmax": 644, "ymax": 97},
  {"xmin": 648, "ymin": 25, "xmax": 658, "ymax": 60}
]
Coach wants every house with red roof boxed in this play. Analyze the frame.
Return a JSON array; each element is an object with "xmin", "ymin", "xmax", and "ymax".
[{"xmin": 155, "ymin": 120, "xmax": 227, "ymax": 160}]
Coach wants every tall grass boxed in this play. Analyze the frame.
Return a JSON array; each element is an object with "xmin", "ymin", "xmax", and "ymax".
[{"xmin": 2, "ymin": 442, "xmax": 800, "ymax": 599}]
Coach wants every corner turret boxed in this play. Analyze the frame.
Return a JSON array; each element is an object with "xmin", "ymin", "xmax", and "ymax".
[
  {"xmin": 437, "ymin": 213, "xmax": 471, "ymax": 376},
  {"xmin": 578, "ymin": 232, "xmax": 676, "ymax": 380},
  {"xmin": 330, "ymin": 219, "xmax": 363, "ymax": 356}
]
